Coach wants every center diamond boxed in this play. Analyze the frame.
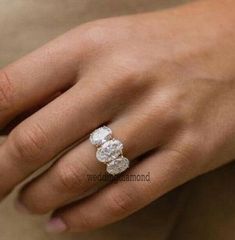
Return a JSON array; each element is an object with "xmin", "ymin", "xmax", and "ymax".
[{"xmin": 96, "ymin": 139, "xmax": 123, "ymax": 163}]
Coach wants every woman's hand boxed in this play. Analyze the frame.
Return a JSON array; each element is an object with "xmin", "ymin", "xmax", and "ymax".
[{"xmin": 1, "ymin": 0, "xmax": 235, "ymax": 233}]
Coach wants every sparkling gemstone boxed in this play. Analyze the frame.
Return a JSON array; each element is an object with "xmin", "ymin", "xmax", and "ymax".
[
  {"xmin": 90, "ymin": 126, "xmax": 112, "ymax": 146},
  {"xmin": 106, "ymin": 157, "xmax": 129, "ymax": 175},
  {"xmin": 96, "ymin": 139, "xmax": 123, "ymax": 163}
]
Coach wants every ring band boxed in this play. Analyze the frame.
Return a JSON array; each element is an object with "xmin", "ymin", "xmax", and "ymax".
[{"xmin": 90, "ymin": 126, "xmax": 129, "ymax": 175}]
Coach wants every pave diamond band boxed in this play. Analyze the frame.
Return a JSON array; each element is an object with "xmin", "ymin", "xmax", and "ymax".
[{"xmin": 90, "ymin": 126, "xmax": 129, "ymax": 175}]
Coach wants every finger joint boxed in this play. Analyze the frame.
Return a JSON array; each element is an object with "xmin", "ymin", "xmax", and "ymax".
[
  {"xmin": 0, "ymin": 70, "xmax": 14, "ymax": 112},
  {"xmin": 8, "ymin": 122, "xmax": 48, "ymax": 163}
]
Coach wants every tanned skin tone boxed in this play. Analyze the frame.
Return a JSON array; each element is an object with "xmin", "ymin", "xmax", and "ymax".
[{"xmin": 0, "ymin": 0, "xmax": 235, "ymax": 233}]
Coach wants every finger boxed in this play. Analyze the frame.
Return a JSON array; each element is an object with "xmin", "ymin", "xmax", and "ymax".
[
  {"xmin": 47, "ymin": 145, "xmax": 201, "ymax": 233},
  {"xmin": 1, "ymin": 91, "xmax": 62, "ymax": 135},
  {"xmin": 0, "ymin": 29, "xmax": 83, "ymax": 127},
  {"xmin": 17, "ymin": 105, "xmax": 177, "ymax": 214},
  {"xmin": 0, "ymin": 80, "xmax": 114, "ymax": 199}
]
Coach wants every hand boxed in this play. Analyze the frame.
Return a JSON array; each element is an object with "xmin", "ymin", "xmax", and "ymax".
[{"xmin": 1, "ymin": 0, "xmax": 235, "ymax": 233}]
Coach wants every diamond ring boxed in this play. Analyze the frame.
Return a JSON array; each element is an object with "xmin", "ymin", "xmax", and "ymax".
[{"xmin": 90, "ymin": 126, "xmax": 129, "ymax": 175}]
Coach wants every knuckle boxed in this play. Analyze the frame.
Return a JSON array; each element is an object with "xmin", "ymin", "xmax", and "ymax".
[
  {"xmin": 102, "ymin": 60, "xmax": 153, "ymax": 97},
  {"xmin": 94, "ymin": 65, "xmax": 149, "ymax": 101},
  {"xmin": 106, "ymin": 190, "xmax": 134, "ymax": 216},
  {"xmin": 9, "ymin": 122, "xmax": 48, "ymax": 161},
  {"xmin": 56, "ymin": 162, "xmax": 87, "ymax": 193},
  {"xmin": 161, "ymin": 105, "xmax": 182, "ymax": 129},
  {"xmin": 0, "ymin": 70, "xmax": 14, "ymax": 111},
  {"xmin": 117, "ymin": 68, "xmax": 143, "ymax": 90},
  {"xmin": 80, "ymin": 22, "xmax": 112, "ymax": 51}
]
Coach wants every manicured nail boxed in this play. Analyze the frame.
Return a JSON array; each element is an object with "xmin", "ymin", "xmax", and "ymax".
[
  {"xmin": 14, "ymin": 199, "xmax": 31, "ymax": 214},
  {"xmin": 46, "ymin": 217, "xmax": 67, "ymax": 233}
]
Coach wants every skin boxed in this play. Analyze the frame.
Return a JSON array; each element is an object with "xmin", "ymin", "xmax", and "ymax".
[{"xmin": 0, "ymin": 0, "xmax": 235, "ymax": 233}]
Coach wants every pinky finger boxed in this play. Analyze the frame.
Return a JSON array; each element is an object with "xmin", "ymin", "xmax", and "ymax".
[{"xmin": 46, "ymin": 147, "xmax": 200, "ymax": 233}]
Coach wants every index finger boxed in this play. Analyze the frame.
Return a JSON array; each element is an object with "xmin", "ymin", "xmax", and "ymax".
[{"xmin": 0, "ymin": 28, "xmax": 83, "ymax": 127}]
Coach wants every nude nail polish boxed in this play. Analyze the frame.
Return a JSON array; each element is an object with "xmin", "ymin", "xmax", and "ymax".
[{"xmin": 46, "ymin": 217, "xmax": 67, "ymax": 233}]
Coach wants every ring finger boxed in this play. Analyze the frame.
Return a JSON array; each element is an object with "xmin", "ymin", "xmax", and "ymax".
[{"xmin": 17, "ymin": 104, "xmax": 176, "ymax": 214}]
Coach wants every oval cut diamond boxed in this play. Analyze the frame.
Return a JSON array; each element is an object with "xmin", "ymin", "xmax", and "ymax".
[
  {"xmin": 107, "ymin": 157, "xmax": 129, "ymax": 175},
  {"xmin": 90, "ymin": 126, "xmax": 112, "ymax": 146},
  {"xmin": 96, "ymin": 139, "xmax": 123, "ymax": 163}
]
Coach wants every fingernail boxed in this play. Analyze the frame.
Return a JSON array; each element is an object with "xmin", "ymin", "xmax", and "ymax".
[
  {"xmin": 14, "ymin": 199, "xmax": 31, "ymax": 214},
  {"xmin": 46, "ymin": 217, "xmax": 67, "ymax": 233}
]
